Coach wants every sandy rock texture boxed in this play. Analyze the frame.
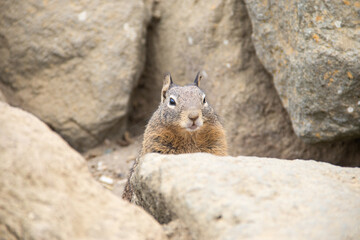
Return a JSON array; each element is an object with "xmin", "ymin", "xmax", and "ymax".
[
  {"xmin": 132, "ymin": 153, "xmax": 360, "ymax": 240},
  {"xmin": 0, "ymin": 102, "xmax": 167, "ymax": 240},
  {"xmin": 0, "ymin": 0, "xmax": 151, "ymax": 151},
  {"xmin": 129, "ymin": 0, "xmax": 360, "ymax": 166},
  {"xmin": 244, "ymin": 0, "xmax": 360, "ymax": 142}
]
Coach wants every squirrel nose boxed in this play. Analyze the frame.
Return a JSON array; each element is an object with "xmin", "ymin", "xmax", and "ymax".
[{"xmin": 188, "ymin": 112, "xmax": 199, "ymax": 122}]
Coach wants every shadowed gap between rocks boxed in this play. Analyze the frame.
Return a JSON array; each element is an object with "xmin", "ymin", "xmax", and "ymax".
[{"xmin": 127, "ymin": 18, "xmax": 163, "ymax": 137}]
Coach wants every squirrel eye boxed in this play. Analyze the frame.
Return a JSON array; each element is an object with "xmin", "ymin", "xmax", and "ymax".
[
  {"xmin": 169, "ymin": 98, "xmax": 176, "ymax": 106},
  {"xmin": 203, "ymin": 97, "xmax": 206, "ymax": 104}
]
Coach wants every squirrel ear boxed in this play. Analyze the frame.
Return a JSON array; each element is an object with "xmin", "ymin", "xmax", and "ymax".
[
  {"xmin": 194, "ymin": 72, "xmax": 202, "ymax": 87},
  {"xmin": 162, "ymin": 73, "xmax": 173, "ymax": 102}
]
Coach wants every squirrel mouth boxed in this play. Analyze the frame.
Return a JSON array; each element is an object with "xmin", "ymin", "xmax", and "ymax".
[
  {"xmin": 187, "ymin": 123, "xmax": 200, "ymax": 131},
  {"xmin": 182, "ymin": 119, "xmax": 203, "ymax": 132},
  {"xmin": 189, "ymin": 124, "xmax": 198, "ymax": 130}
]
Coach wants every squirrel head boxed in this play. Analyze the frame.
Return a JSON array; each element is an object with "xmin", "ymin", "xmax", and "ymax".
[{"xmin": 159, "ymin": 72, "xmax": 217, "ymax": 132}]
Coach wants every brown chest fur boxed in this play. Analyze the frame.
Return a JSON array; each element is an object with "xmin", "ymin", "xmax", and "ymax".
[{"xmin": 141, "ymin": 123, "xmax": 227, "ymax": 156}]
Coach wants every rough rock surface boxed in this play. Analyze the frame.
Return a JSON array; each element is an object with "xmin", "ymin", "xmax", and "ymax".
[
  {"xmin": 0, "ymin": 89, "xmax": 6, "ymax": 102},
  {"xmin": 132, "ymin": 153, "xmax": 360, "ymax": 240},
  {"xmin": 0, "ymin": 0, "xmax": 150, "ymax": 151},
  {"xmin": 0, "ymin": 102, "xmax": 167, "ymax": 240},
  {"xmin": 244, "ymin": 0, "xmax": 360, "ymax": 142}
]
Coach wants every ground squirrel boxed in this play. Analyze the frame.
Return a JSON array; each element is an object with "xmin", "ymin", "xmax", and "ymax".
[{"xmin": 122, "ymin": 72, "xmax": 227, "ymax": 201}]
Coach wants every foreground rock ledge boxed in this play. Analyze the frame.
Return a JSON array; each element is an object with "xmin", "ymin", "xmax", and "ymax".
[
  {"xmin": 0, "ymin": 102, "xmax": 167, "ymax": 240},
  {"xmin": 132, "ymin": 153, "xmax": 360, "ymax": 240}
]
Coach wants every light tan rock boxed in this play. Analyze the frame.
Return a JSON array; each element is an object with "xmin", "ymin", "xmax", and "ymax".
[
  {"xmin": 0, "ymin": 0, "xmax": 151, "ymax": 151},
  {"xmin": 133, "ymin": 153, "xmax": 360, "ymax": 240},
  {"xmin": 0, "ymin": 102, "xmax": 167, "ymax": 240},
  {"xmin": 129, "ymin": 0, "xmax": 360, "ymax": 166}
]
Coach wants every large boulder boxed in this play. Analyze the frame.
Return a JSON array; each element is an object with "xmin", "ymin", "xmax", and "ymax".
[
  {"xmin": 0, "ymin": 0, "xmax": 151, "ymax": 151},
  {"xmin": 132, "ymin": 153, "xmax": 360, "ymax": 240},
  {"xmin": 244, "ymin": 0, "xmax": 360, "ymax": 142},
  {"xmin": 0, "ymin": 102, "xmax": 167, "ymax": 240},
  {"xmin": 129, "ymin": 0, "xmax": 360, "ymax": 166}
]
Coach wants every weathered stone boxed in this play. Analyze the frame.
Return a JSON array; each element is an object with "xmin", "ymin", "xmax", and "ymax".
[
  {"xmin": 244, "ymin": 0, "xmax": 360, "ymax": 142},
  {"xmin": 133, "ymin": 153, "xmax": 360, "ymax": 240},
  {"xmin": 162, "ymin": 219, "xmax": 192, "ymax": 240},
  {"xmin": 129, "ymin": 0, "xmax": 360, "ymax": 166},
  {"xmin": 0, "ymin": 89, "xmax": 6, "ymax": 102},
  {"xmin": 0, "ymin": 102, "xmax": 167, "ymax": 240},
  {"xmin": 0, "ymin": 0, "xmax": 151, "ymax": 151}
]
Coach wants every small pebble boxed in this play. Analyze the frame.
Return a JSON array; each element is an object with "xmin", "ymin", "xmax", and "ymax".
[
  {"xmin": 334, "ymin": 20, "xmax": 341, "ymax": 28},
  {"xmin": 188, "ymin": 36, "xmax": 193, "ymax": 45},
  {"xmin": 97, "ymin": 161, "xmax": 107, "ymax": 171},
  {"xmin": 347, "ymin": 107, "xmax": 354, "ymax": 113},
  {"xmin": 357, "ymin": 100, "xmax": 360, "ymax": 105},
  {"xmin": 337, "ymin": 89, "xmax": 342, "ymax": 94},
  {"xmin": 223, "ymin": 39, "xmax": 229, "ymax": 45},
  {"xmin": 226, "ymin": 63, "xmax": 231, "ymax": 68},
  {"xmin": 99, "ymin": 176, "xmax": 114, "ymax": 185},
  {"xmin": 78, "ymin": 11, "xmax": 87, "ymax": 22}
]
